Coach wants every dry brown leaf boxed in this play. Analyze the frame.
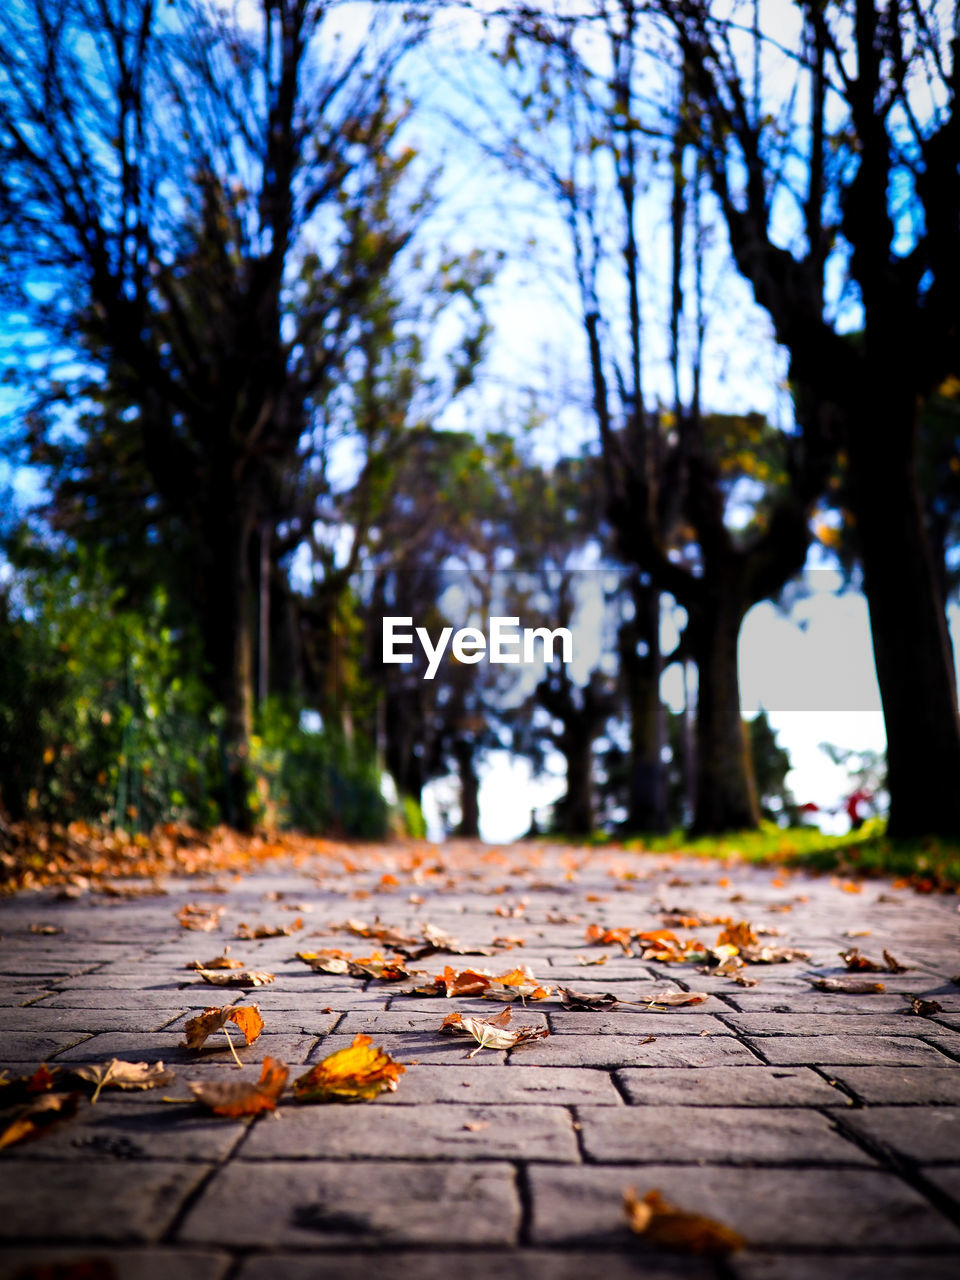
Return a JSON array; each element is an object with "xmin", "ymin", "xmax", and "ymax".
[
  {"xmin": 645, "ymin": 991, "xmax": 708, "ymax": 1007},
  {"xmin": 189, "ymin": 1056, "xmax": 288, "ymax": 1116},
  {"xmin": 72, "ymin": 1059, "xmax": 174, "ymax": 1104},
  {"xmin": 29, "ymin": 923, "xmax": 64, "ymax": 935},
  {"xmin": 883, "ymin": 949, "xmax": 909, "ymax": 973},
  {"xmin": 0, "ymin": 1091, "xmax": 81, "ymax": 1150},
  {"xmin": 293, "ymin": 1034, "xmax": 405, "ymax": 1102},
  {"xmin": 0, "ymin": 1064, "xmax": 59, "ymax": 1108},
  {"xmin": 839, "ymin": 947, "xmax": 886, "ymax": 972},
  {"xmin": 181, "ymin": 1004, "xmax": 264, "ymax": 1066},
  {"xmin": 440, "ymin": 1008, "xmax": 549, "ymax": 1057},
  {"xmin": 624, "ymin": 1187, "xmax": 746, "ymax": 1255},
  {"xmin": 186, "ymin": 949, "xmax": 243, "ymax": 971},
  {"xmin": 195, "ymin": 968, "xmax": 275, "ymax": 988},
  {"xmin": 557, "ymin": 987, "xmax": 620, "ymax": 1011},
  {"xmin": 176, "ymin": 903, "xmax": 224, "ymax": 931},
  {"xmin": 908, "ymin": 997, "xmax": 943, "ymax": 1017},
  {"xmin": 235, "ymin": 917, "xmax": 303, "ymax": 939},
  {"xmin": 739, "ymin": 945, "xmax": 810, "ymax": 964},
  {"xmin": 813, "ymin": 977, "xmax": 886, "ymax": 993}
]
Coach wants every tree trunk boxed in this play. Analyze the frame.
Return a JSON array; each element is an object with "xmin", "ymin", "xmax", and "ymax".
[
  {"xmin": 848, "ymin": 407, "xmax": 960, "ymax": 837},
  {"xmin": 455, "ymin": 740, "xmax": 480, "ymax": 838},
  {"xmin": 559, "ymin": 734, "xmax": 595, "ymax": 835},
  {"xmin": 201, "ymin": 516, "xmax": 256, "ymax": 831},
  {"xmin": 689, "ymin": 585, "xmax": 760, "ymax": 835},
  {"xmin": 623, "ymin": 581, "xmax": 668, "ymax": 832}
]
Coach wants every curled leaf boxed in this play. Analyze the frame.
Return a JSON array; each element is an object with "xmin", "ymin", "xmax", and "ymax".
[
  {"xmin": 189, "ymin": 1056, "xmax": 288, "ymax": 1116},
  {"xmin": 813, "ymin": 977, "xmax": 885, "ymax": 993},
  {"xmin": 176, "ymin": 903, "xmax": 224, "ymax": 932},
  {"xmin": 645, "ymin": 991, "xmax": 708, "ymax": 1008},
  {"xmin": 235, "ymin": 917, "xmax": 303, "ymax": 939},
  {"xmin": 557, "ymin": 987, "xmax": 620, "ymax": 1011},
  {"xmin": 293, "ymin": 1034, "xmax": 404, "ymax": 1102},
  {"xmin": 624, "ymin": 1187, "xmax": 746, "ymax": 1255},
  {"xmin": 73, "ymin": 1059, "xmax": 174, "ymax": 1104},
  {"xmin": 440, "ymin": 1007, "xmax": 549, "ymax": 1057},
  {"xmin": 181, "ymin": 1004, "xmax": 264, "ymax": 1066},
  {"xmin": 195, "ymin": 968, "xmax": 275, "ymax": 987},
  {"xmin": 715, "ymin": 921, "xmax": 758, "ymax": 950},
  {"xmin": 908, "ymin": 997, "xmax": 943, "ymax": 1017}
]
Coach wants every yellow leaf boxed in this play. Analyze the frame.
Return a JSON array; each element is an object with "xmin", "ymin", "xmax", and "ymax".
[{"xmin": 293, "ymin": 1034, "xmax": 405, "ymax": 1102}]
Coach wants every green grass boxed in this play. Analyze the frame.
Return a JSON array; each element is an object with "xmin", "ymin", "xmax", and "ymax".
[{"xmin": 614, "ymin": 820, "xmax": 960, "ymax": 889}]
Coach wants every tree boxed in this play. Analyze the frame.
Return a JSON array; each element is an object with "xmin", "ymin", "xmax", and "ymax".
[
  {"xmin": 0, "ymin": 0, "xmax": 425, "ymax": 825},
  {"xmin": 663, "ymin": 0, "xmax": 960, "ymax": 837},
  {"xmin": 475, "ymin": 3, "xmax": 836, "ymax": 833}
]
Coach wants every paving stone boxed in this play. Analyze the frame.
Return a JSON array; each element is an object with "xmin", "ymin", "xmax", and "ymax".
[
  {"xmin": 546, "ymin": 1012, "xmax": 728, "ymax": 1035},
  {"xmin": 239, "ymin": 1101, "xmax": 579, "ymax": 1161},
  {"xmin": 235, "ymin": 1249, "xmax": 712, "ymax": 1280},
  {"xmin": 517, "ymin": 1033, "xmax": 760, "ymax": 1068},
  {"xmin": 721, "ymin": 1013, "xmax": 939, "ymax": 1037},
  {"xmin": 0, "ymin": 1006, "xmax": 187, "ymax": 1033},
  {"xmin": 526, "ymin": 1164, "xmax": 960, "ymax": 1247},
  {"xmin": 4, "ymin": 1099, "xmax": 248, "ymax": 1162},
  {"xmin": 0, "ymin": 1248, "xmax": 231, "ymax": 1280},
  {"xmin": 179, "ymin": 1160, "xmax": 521, "ymax": 1247},
  {"xmin": 0, "ymin": 1161, "xmax": 209, "ymax": 1242},
  {"xmin": 0, "ymin": 1031, "xmax": 93, "ymax": 1061},
  {"xmin": 52, "ymin": 1030, "xmax": 318, "ymax": 1066},
  {"xmin": 730, "ymin": 1258, "xmax": 960, "ymax": 1280},
  {"xmin": 372, "ymin": 1063, "xmax": 621, "ymax": 1105},
  {"xmin": 615, "ymin": 1066, "xmax": 844, "ymax": 1107},
  {"xmin": 723, "ymin": 993, "xmax": 924, "ymax": 1014},
  {"xmin": 576, "ymin": 1105, "xmax": 870, "ymax": 1165},
  {"xmin": 839, "ymin": 1106, "xmax": 960, "ymax": 1163},
  {"xmin": 743, "ymin": 1035, "xmax": 953, "ymax": 1066},
  {"xmin": 41, "ymin": 990, "xmax": 216, "ymax": 1010},
  {"xmin": 825, "ymin": 1066, "xmax": 960, "ymax": 1105}
]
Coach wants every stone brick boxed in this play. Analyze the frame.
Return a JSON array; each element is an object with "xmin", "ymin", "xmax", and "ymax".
[
  {"xmin": 240, "ymin": 1100, "xmax": 578, "ymax": 1162},
  {"xmin": 615, "ymin": 1065, "xmax": 843, "ymax": 1107},
  {"xmin": 377, "ymin": 1063, "xmax": 622, "ymax": 1105},
  {"xmin": 179, "ymin": 1160, "xmax": 520, "ymax": 1247},
  {"xmin": 743, "ymin": 1035, "xmax": 952, "ymax": 1066},
  {"xmin": 576, "ymin": 1105, "xmax": 871, "ymax": 1165},
  {"xmin": 838, "ymin": 1106, "xmax": 960, "ymax": 1163},
  {"xmin": 519, "ymin": 1033, "xmax": 760, "ymax": 1068},
  {"xmin": 525, "ymin": 1164, "xmax": 960, "ymax": 1247},
  {"xmin": 825, "ymin": 1066, "xmax": 960, "ymax": 1105},
  {"xmin": 0, "ymin": 1161, "xmax": 208, "ymax": 1242}
]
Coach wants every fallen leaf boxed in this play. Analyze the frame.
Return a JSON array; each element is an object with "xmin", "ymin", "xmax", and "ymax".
[
  {"xmin": 73, "ymin": 1059, "xmax": 174, "ymax": 1104},
  {"xmin": 29, "ymin": 923, "xmax": 64, "ymax": 935},
  {"xmin": 557, "ymin": 987, "xmax": 620, "ymax": 1011},
  {"xmin": 624, "ymin": 1187, "xmax": 746, "ymax": 1254},
  {"xmin": 813, "ymin": 977, "xmax": 886, "ymax": 993},
  {"xmin": 181, "ymin": 1004, "xmax": 264, "ymax": 1066},
  {"xmin": 843, "ymin": 929, "xmax": 871, "ymax": 938},
  {"xmin": 586, "ymin": 924, "xmax": 633, "ymax": 954},
  {"xmin": 195, "ymin": 969, "xmax": 275, "ymax": 987},
  {"xmin": 463, "ymin": 1120, "xmax": 489, "ymax": 1131},
  {"xmin": 839, "ymin": 947, "xmax": 885, "ymax": 972},
  {"xmin": 293, "ymin": 1034, "xmax": 404, "ymax": 1102},
  {"xmin": 715, "ymin": 921, "xmax": 758, "ymax": 950},
  {"xmin": 186, "ymin": 949, "xmax": 243, "ymax": 971},
  {"xmin": 235, "ymin": 917, "xmax": 303, "ymax": 939},
  {"xmin": 440, "ymin": 1008, "xmax": 549, "ymax": 1057},
  {"xmin": 574, "ymin": 953, "xmax": 608, "ymax": 966},
  {"xmin": 189, "ymin": 1056, "xmax": 288, "ymax": 1116},
  {"xmin": 739, "ymin": 946, "xmax": 810, "ymax": 964},
  {"xmin": 645, "ymin": 991, "xmax": 708, "ymax": 1008},
  {"xmin": 883, "ymin": 949, "xmax": 908, "ymax": 974},
  {"xmin": 0, "ymin": 1092, "xmax": 81, "ymax": 1150},
  {"xmin": 176, "ymin": 903, "xmax": 224, "ymax": 932},
  {"xmin": 908, "ymin": 997, "xmax": 943, "ymax": 1017},
  {"xmin": 0, "ymin": 1064, "xmax": 59, "ymax": 1107}
]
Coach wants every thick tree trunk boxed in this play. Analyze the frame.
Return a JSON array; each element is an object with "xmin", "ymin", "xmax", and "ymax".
[
  {"xmin": 623, "ymin": 583, "xmax": 668, "ymax": 832},
  {"xmin": 201, "ymin": 516, "xmax": 256, "ymax": 831},
  {"xmin": 455, "ymin": 740, "xmax": 480, "ymax": 838},
  {"xmin": 689, "ymin": 586, "xmax": 760, "ymax": 835},
  {"xmin": 848, "ymin": 408, "xmax": 960, "ymax": 837},
  {"xmin": 559, "ymin": 736, "xmax": 595, "ymax": 835}
]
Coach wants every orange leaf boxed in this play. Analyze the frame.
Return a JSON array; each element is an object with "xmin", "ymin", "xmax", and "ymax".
[
  {"xmin": 293, "ymin": 1034, "xmax": 404, "ymax": 1102},
  {"xmin": 189, "ymin": 1056, "xmax": 288, "ymax": 1116},
  {"xmin": 624, "ymin": 1188, "xmax": 745, "ymax": 1254}
]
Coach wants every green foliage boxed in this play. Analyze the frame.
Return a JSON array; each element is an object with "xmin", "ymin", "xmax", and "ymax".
[
  {"xmin": 399, "ymin": 794, "xmax": 427, "ymax": 839},
  {"xmin": 256, "ymin": 702, "xmax": 388, "ymax": 839},
  {"xmin": 0, "ymin": 540, "xmax": 220, "ymax": 827}
]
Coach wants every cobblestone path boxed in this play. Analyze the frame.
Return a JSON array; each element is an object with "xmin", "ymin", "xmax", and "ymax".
[{"xmin": 1, "ymin": 840, "xmax": 959, "ymax": 1279}]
